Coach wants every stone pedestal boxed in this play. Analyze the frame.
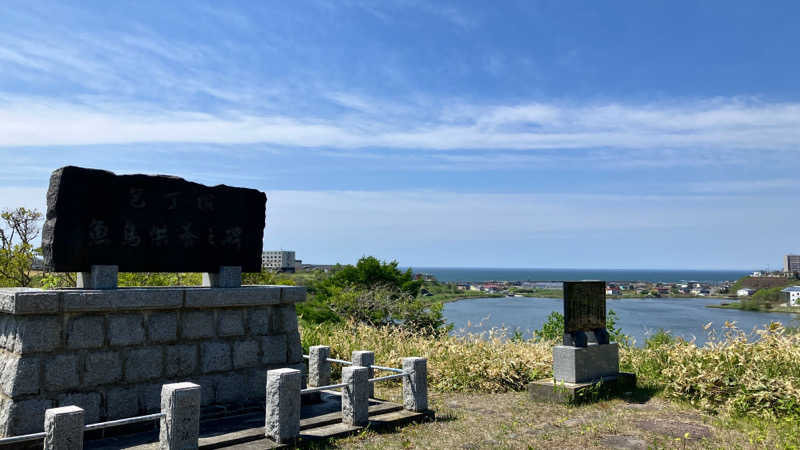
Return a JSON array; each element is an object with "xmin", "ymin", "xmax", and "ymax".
[
  {"xmin": 0, "ymin": 285, "xmax": 306, "ymax": 437},
  {"xmin": 553, "ymin": 343, "xmax": 619, "ymax": 383},
  {"xmin": 528, "ymin": 373, "xmax": 637, "ymax": 404}
]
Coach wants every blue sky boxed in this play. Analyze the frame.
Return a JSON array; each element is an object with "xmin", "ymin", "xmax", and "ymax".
[{"xmin": 2, "ymin": 1, "xmax": 800, "ymax": 270}]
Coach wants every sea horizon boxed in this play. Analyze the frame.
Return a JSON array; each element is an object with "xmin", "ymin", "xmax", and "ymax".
[{"xmin": 404, "ymin": 266, "xmax": 751, "ymax": 283}]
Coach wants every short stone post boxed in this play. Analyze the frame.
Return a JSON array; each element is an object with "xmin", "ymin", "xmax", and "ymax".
[
  {"xmin": 306, "ymin": 345, "xmax": 330, "ymax": 403},
  {"xmin": 402, "ymin": 357, "xmax": 428, "ymax": 412},
  {"xmin": 44, "ymin": 405, "xmax": 84, "ymax": 450},
  {"xmin": 351, "ymin": 350, "xmax": 375, "ymax": 398},
  {"xmin": 265, "ymin": 368, "xmax": 301, "ymax": 444},
  {"xmin": 160, "ymin": 382, "xmax": 201, "ymax": 450},
  {"xmin": 202, "ymin": 266, "xmax": 242, "ymax": 288},
  {"xmin": 341, "ymin": 366, "xmax": 369, "ymax": 426},
  {"xmin": 77, "ymin": 264, "xmax": 118, "ymax": 289}
]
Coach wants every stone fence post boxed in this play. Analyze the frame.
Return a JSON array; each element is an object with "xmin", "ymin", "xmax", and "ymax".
[
  {"xmin": 351, "ymin": 350, "xmax": 375, "ymax": 398},
  {"xmin": 160, "ymin": 382, "xmax": 201, "ymax": 450},
  {"xmin": 402, "ymin": 357, "xmax": 428, "ymax": 412},
  {"xmin": 44, "ymin": 405, "xmax": 84, "ymax": 450},
  {"xmin": 308, "ymin": 345, "xmax": 331, "ymax": 388},
  {"xmin": 265, "ymin": 368, "xmax": 301, "ymax": 444},
  {"xmin": 341, "ymin": 366, "xmax": 369, "ymax": 426}
]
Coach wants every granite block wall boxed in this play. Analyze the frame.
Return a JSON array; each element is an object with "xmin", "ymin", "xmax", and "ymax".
[{"xmin": 0, "ymin": 286, "xmax": 305, "ymax": 436}]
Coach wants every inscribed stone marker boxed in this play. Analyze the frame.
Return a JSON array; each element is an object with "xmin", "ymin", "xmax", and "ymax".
[
  {"xmin": 42, "ymin": 166, "xmax": 267, "ymax": 273},
  {"xmin": 562, "ymin": 281, "xmax": 609, "ymax": 346}
]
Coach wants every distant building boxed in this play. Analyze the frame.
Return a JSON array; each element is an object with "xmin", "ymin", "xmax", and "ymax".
[
  {"xmin": 262, "ymin": 250, "xmax": 296, "ymax": 272},
  {"xmin": 783, "ymin": 254, "xmax": 800, "ymax": 273},
  {"xmin": 780, "ymin": 286, "xmax": 800, "ymax": 306},
  {"xmin": 605, "ymin": 286, "xmax": 621, "ymax": 296},
  {"xmin": 737, "ymin": 288, "xmax": 755, "ymax": 297}
]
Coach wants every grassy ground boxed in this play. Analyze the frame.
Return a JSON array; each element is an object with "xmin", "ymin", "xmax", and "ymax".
[{"xmin": 319, "ymin": 386, "xmax": 796, "ymax": 449}]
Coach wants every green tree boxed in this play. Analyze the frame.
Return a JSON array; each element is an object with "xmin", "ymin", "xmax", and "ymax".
[{"xmin": 0, "ymin": 207, "xmax": 43, "ymax": 287}]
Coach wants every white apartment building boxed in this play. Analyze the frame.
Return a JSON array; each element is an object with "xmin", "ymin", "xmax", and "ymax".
[
  {"xmin": 781, "ymin": 286, "xmax": 800, "ymax": 306},
  {"xmin": 783, "ymin": 254, "xmax": 800, "ymax": 273},
  {"xmin": 262, "ymin": 250, "xmax": 296, "ymax": 271}
]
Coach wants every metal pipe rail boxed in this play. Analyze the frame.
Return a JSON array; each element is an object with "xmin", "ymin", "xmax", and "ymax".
[
  {"xmin": 369, "ymin": 373, "xmax": 407, "ymax": 383},
  {"xmin": 301, "ymin": 382, "xmax": 349, "ymax": 394},
  {"xmin": 302, "ymin": 354, "xmax": 402, "ymax": 372},
  {"xmin": 0, "ymin": 431, "xmax": 47, "ymax": 445},
  {"xmin": 84, "ymin": 412, "xmax": 165, "ymax": 431},
  {"xmin": 0, "ymin": 412, "xmax": 165, "ymax": 446}
]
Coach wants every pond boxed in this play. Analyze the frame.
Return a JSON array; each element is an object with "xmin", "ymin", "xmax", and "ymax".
[{"xmin": 443, "ymin": 296, "xmax": 800, "ymax": 346}]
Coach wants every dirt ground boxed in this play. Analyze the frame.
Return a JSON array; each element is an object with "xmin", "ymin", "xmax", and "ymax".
[{"xmin": 326, "ymin": 387, "xmax": 791, "ymax": 449}]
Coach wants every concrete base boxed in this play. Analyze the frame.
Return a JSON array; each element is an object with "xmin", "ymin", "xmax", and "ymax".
[
  {"xmin": 528, "ymin": 372, "xmax": 637, "ymax": 404},
  {"xmin": 553, "ymin": 343, "xmax": 619, "ymax": 383}
]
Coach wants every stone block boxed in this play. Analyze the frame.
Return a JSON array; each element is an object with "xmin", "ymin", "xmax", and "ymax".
[
  {"xmin": 0, "ymin": 288, "xmax": 60, "ymax": 314},
  {"xmin": 261, "ymin": 335, "xmax": 287, "ymax": 365},
  {"xmin": 45, "ymin": 354, "xmax": 80, "ymax": 391},
  {"xmin": 146, "ymin": 312, "xmax": 177, "ymax": 343},
  {"xmin": 270, "ymin": 305, "xmax": 298, "ymax": 334},
  {"xmin": 14, "ymin": 315, "xmax": 62, "ymax": 353},
  {"xmin": 553, "ymin": 343, "xmax": 619, "ymax": 383},
  {"xmin": 201, "ymin": 342, "xmax": 232, "ymax": 373},
  {"xmin": 245, "ymin": 369, "xmax": 266, "ymax": 403},
  {"xmin": 84, "ymin": 351, "xmax": 122, "ymax": 386},
  {"xmin": 352, "ymin": 350, "xmax": 375, "ymax": 399},
  {"xmin": 202, "ymin": 266, "xmax": 242, "ymax": 288},
  {"xmin": 125, "ymin": 347, "xmax": 163, "ymax": 382},
  {"xmin": 265, "ymin": 368, "xmax": 301, "ymax": 444},
  {"xmin": 106, "ymin": 387, "xmax": 139, "ymax": 419},
  {"xmin": 195, "ymin": 376, "xmax": 216, "ymax": 406},
  {"xmin": 160, "ymin": 383, "xmax": 201, "ymax": 450},
  {"xmin": 165, "ymin": 344, "xmax": 198, "ymax": 378},
  {"xmin": 218, "ymin": 310, "xmax": 245, "ymax": 337},
  {"xmin": 247, "ymin": 308, "xmax": 272, "ymax": 335},
  {"xmin": 57, "ymin": 392, "xmax": 101, "ymax": 424},
  {"xmin": 233, "ymin": 339, "xmax": 260, "ymax": 369},
  {"xmin": 342, "ymin": 366, "xmax": 369, "ymax": 426},
  {"xmin": 0, "ymin": 354, "xmax": 39, "ymax": 396},
  {"xmin": 528, "ymin": 373, "xmax": 637, "ymax": 404},
  {"xmin": 308, "ymin": 345, "xmax": 330, "ymax": 388},
  {"xmin": 62, "ymin": 288, "xmax": 183, "ymax": 312},
  {"xmin": 45, "ymin": 405, "xmax": 85, "ymax": 450},
  {"xmin": 138, "ymin": 383, "xmax": 162, "ymax": 413},
  {"xmin": 77, "ymin": 265, "xmax": 118, "ymax": 290},
  {"xmin": 6, "ymin": 399, "xmax": 53, "ymax": 435},
  {"xmin": 182, "ymin": 310, "xmax": 215, "ymax": 339},
  {"xmin": 184, "ymin": 286, "xmax": 281, "ymax": 308},
  {"xmin": 214, "ymin": 372, "xmax": 246, "ymax": 404},
  {"xmin": 280, "ymin": 286, "xmax": 307, "ymax": 304},
  {"xmin": 286, "ymin": 330, "xmax": 303, "ymax": 364},
  {"xmin": 66, "ymin": 315, "xmax": 105, "ymax": 349},
  {"xmin": 403, "ymin": 357, "xmax": 428, "ymax": 412},
  {"xmin": 109, "ymin": 314, "xmax": 146, "ymax": 346}
]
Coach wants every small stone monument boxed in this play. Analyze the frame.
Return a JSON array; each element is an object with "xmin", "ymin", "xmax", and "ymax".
[
  {"xmin": 0, "ymin": 166, "xmax": 307, "ymax": 436},
  {"xmin": 528, "ymin": 281, "xmax": 635, "ymax": 403}
]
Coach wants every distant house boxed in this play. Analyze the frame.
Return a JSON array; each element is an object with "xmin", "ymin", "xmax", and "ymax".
[
  {"xmin": 737, "ymin": 288, "xmax": 755, "ymax": 297},
  {"xmin": 605, "ymin": 286, "xmax": 621, "ymax": 296},
  {"xmin": 780, "ymin": 286, "xmax": 800, "ymax": 306}
]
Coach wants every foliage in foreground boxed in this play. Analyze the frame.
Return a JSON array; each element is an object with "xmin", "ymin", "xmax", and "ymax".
[{"xmin": 301, "ymin": 320, "xmax": 800, "ymax": 422}]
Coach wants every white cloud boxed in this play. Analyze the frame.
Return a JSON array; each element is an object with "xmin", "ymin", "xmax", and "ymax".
[{"xmin": 1, "ymin": 97, "xmax": 800, "ymax": 152}]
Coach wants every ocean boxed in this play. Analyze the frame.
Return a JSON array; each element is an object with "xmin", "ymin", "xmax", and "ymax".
[{"xmin": 405, "ymin": 267, "xmax": 748, "ymax": 283}]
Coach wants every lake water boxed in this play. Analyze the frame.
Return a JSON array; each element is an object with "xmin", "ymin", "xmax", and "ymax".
[{"xmin": 443, "ymin": 297, "xmax": 800, "ymax": 346}]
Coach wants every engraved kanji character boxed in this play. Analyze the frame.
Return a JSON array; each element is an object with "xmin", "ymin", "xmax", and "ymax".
[
  {"xmin": 178, "ymin": 222, "xmax": 198, "ymax": 248},
  {"xmin": 222, "ymin": 226, "xmax": 242, "ymax": 250},
  {"xmin": 88, "ymin": 219, "xmax": 111, "ymax": 246},
  {"xmin": 122, "ymin": 220, "xmax": 141, "ymax": 247},
  {"xmin": 197, "ymin": 194, "xmax": 214, "ymax": 213},
  {"xmin": 129, "ymin": 187, "xmax": 146, "ymax": 208},
  {"xmin": 150, "ymin": 224, "xmax": 169, "ymax": 247},
  {"xmin": 164, "ymin": 192, "xmax": 180, "ymax": 210}
]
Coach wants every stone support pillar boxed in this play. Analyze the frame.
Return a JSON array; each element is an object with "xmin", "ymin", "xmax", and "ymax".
[
  {"xmin": 77, "ymin": 265, "xmax": 118, "ymax": 290},
  {"xmin": 159, "ymin": 382, "xmax": 201, "ymax": 450},
  {"xmin": 265, "ymin": 368, "xmax": 301, "ymax": 444},
  {"xmin": 351, "ymin": 350, "xmax": 375, "ymax": 399},
  {"xmin": 202, "ymin": 266, "xmax": 242, "ymax": 288},
  {"xmin": 402, "ymin": 357, "xmax": 428, "ymax": 412},
  {"xmin": 44, "ymin": 405, "xmax": 84, "ymax": 450},
  {"xmin": 341, "ymin": 366, "xmax": 369, "ymax": 427}
]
